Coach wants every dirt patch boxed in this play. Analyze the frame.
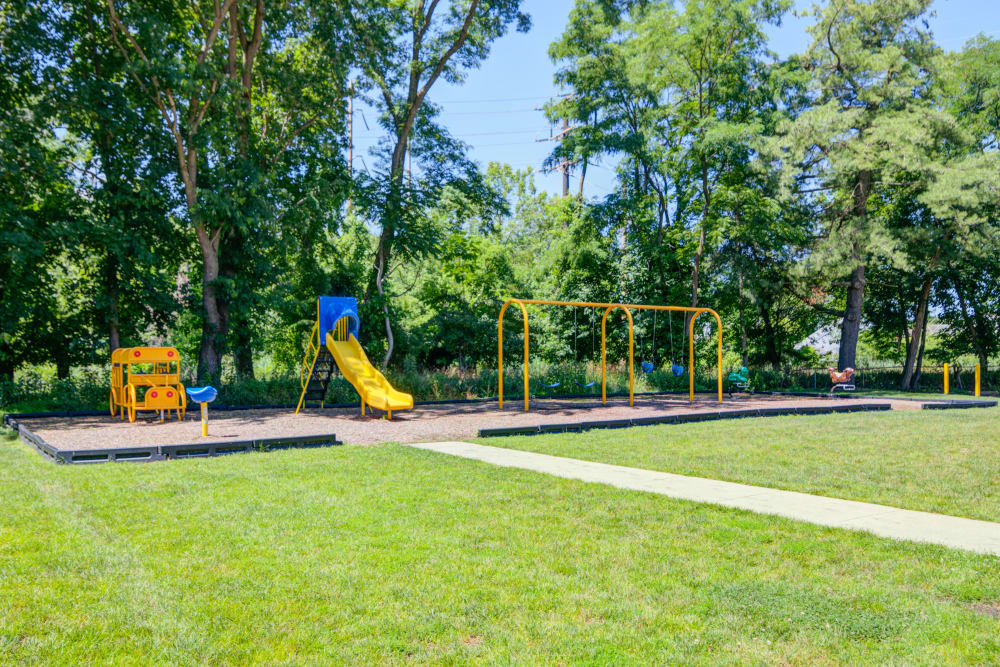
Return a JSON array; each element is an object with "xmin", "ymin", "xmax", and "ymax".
[{"xmin": 970, "ymin": 601, "xmax": 1000, "ymax": 619}]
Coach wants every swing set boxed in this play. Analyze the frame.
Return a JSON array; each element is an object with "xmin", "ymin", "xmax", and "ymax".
[{"xmin": 498, "ymin": 298, "xmax": 723, "ymax": 412}]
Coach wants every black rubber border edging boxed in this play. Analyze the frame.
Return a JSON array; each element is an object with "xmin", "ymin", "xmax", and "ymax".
[
  {"xmin": 754, "ymin": 390, "xmax": 997, "ymax": 408},
  {"xmin": 919, "ymin": 400, "xmax": 997, "ymax": 410},
  {"xmin": 2, "ymin": 414, "xmax": 340, "ymax": 465},
  {"xmin": 476, "ymin": 403, "xmax": 892, "ymax": 438}
]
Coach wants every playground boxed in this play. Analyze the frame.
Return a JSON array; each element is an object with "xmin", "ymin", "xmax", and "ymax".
[
  {"xmin": 2, "ymin": 293, "xmax": 998, "ymax": 663},
  {"xmin": 6, "ymin": 295, "xmax": 994, "ymax": 463},
  {"xmin": 6, "ymin": 295, "xmax": 993, "ymax": 464}
]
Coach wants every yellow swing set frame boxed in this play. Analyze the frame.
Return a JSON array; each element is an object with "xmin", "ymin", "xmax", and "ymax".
[{"xmin": 498, "ymin": 298, "xmax": 723, "ymax": 412}]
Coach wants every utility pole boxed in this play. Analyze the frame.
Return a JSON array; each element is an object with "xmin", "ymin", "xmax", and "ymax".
[
  {"xmin": 560, "ymin": 117, "xmax": 570, "ymax": 196},
  {"xmin": 346, "ymin": 80, "xmax": 354, "ymax": 210},
  {"xmin": 347, "ymin": 85, "xmax": 353, "ymax": 173},
  {"xmin": 536, "ymin": 93, "xmax": 576, "ymax": 198}
]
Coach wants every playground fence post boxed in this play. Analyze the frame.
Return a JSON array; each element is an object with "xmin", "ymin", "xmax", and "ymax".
[
  {"xmin": 943, "ymin": 362, "xmax": 949, "ymax": 395},
  {"xmin": 975, "ymin": 364, "xmax": 981, "ymax": 397}
]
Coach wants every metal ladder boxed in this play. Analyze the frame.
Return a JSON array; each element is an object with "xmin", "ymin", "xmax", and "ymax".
[{"xmin": 296, "ymin": 322, "xmax": 336, "ymax": 412}]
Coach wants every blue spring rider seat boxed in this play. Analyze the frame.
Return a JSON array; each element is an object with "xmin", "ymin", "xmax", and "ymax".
[{"xmin": 185, "ymin": 385, "xmax": 218, "ymax": 436}]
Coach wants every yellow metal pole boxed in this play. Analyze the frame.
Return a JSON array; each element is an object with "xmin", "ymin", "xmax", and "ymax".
[
  {"xmin": 943, "ymin": 362, "xmax": 949, "ymax": 395},
  {"xmin": 627, "ymin": 308, "xmax": 634, "ymax": 406},
  {"xmin": 601, "ymin": 309, "xmax": 608, "ymax": 404},
  {"xmin": 498, "ymin": 300, "xmax": 530, "ymax": 411},
  {"xmin": 709, "ymin": 309, "xmax": 723, "ymax": 403},
  {"xmin": 600, "ymin": 305, "xmax": 634, "ymax": 406},
  {"xmin": 498, "ymin": 305, "xmax": 504, "ymax": 409},
  {"xmin": 523, "ymin": 306, "xmax": 529, "ymax": 412},
  {"xmin": 688, "ymin": 312, "xmax": 695, "ymax": 402},
  {"xmin": 200, "ymin": 402, "xmax": 208, "ymax": 437},
  {"xmin": 975, "ymin": 364, "xmax": 981, "ymax": 397}
]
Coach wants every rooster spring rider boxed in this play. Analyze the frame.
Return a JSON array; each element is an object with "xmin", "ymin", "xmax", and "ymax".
[{"xmin": 828, "ymin": 367, "xmax": 856, "ymax": 392}]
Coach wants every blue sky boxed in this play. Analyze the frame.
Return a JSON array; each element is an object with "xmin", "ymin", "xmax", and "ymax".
[{"xmin": 352, "ymin": 0, "xmax": 1000, "ymax": 199}]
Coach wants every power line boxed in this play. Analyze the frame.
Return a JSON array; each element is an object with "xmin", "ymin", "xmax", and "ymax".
[
  {"xmin": 432, "ymin": 94, "xmax": 552, "ymax": 104},
  {"xmin": 438, "ymin": 108, "xmax": 539, "ymax": 116},
  {"xmin": 354, "ymin": 128, "xmax": 543, "ymax": 140}
]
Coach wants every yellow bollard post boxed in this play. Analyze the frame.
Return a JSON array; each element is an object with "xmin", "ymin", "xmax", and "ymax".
[
  {"xmin": 200, "ymin": 402, "xmax": 208, "ymax": 436},
  {"xmin": 943, "ymin": 362, "xmax": 949, "ymax": 395},
  {"xmin": 975, "ymin": 364, "xmax": 981, "ymax": 397}
]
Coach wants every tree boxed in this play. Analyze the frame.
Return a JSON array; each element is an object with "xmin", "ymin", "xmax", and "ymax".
[
  {"xmin": 348, "ymin": 0, "xmax": 530, "ymax": 368},
  {"xmin": 0, "ymin": 1, "xmax": 77, "ymax": 380},
  {"xmin": 771, "ymin": 0, "xmax": 946, "ymax": 371},
  {"xmin": 549, "ymin": 0, "xmax": 788, "ymax": 351},
  {"xmin": 56, "ymin": 0, "xmax": 181, "ymax": 354},
  {"xmin": 105, "ymin": 0, "xmax": 350, "ymax": 381}
]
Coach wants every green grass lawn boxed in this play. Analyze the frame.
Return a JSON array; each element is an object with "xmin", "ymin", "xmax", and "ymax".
[
  {"xmin": 2, "ymin": 429, "xmax": 999, "ymax": 663},
  {"xmin": 478, "ymin": 409, "xmax": 1000, "ymax": 522}
]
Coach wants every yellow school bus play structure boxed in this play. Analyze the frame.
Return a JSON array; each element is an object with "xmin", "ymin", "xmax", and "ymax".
[
  {"xmin": 110, "ymin": 347, "xmax": 186, "ymax": 422},
  {"xmin": 498, "ymin": 299, "xmax": 723, "ymax": 412}
]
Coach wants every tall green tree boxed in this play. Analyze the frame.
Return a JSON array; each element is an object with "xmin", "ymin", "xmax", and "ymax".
[
  {"xmin": 0, "ymin": 1, "xmax": 78, "ymax": 380},
  {"xmin": 348, "ymin": 0, "xmax": 530, "ymax": 368},
  {"xmin": 57, "ymin": 0, "xmax": 180, "ymax": 354},
  {"xmin": 104, "ymin": 0, "xmax": 350, "ymax": 381},
  {"xmin": 771, "ymin": 0, "xmax": 947, "ymax": 371}
]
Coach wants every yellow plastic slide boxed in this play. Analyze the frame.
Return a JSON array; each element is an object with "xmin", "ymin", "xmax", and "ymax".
[{"xmin": 326, "ymin": 333, "xmax": 414, "ymax": 417}]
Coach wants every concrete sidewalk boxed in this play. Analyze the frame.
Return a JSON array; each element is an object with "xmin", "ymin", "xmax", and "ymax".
[{"xmin": 407, "ymin": 441, "xmax": 1000, "ymax": 557}]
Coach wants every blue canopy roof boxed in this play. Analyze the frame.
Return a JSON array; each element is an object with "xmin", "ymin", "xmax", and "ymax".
[{"xmin": 318, "ymin": 296, "xmax": 360, "ymax": 342}]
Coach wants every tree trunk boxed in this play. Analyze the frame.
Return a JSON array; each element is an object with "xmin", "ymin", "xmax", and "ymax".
[
  {"xmin": 738, "ymin": 261, "xmax": 748, "ymax": 366},
  {"xmin": 900, "ymin": 274, "xmax": 934, "ymax": 390},
  {"xmin": 196, "ymin": 225, "xmax": 224, "ymax": 383},
  {"xmin": 838, "ymin": 171, "xmax": 870, "ymax": 371},
  {"xmin": 912, "ymin": 314, "xmax": 928, "ymax": 389},
  {"xmin": 955, "ymin": 279, "xmax": 989, "ymax": 373},
  {"xmin": 837, "ymin": 265, "xmax": 866, "ymax": 370},
  {"xmin": 89, "ymin": 18, "xmax": 122, "ymax": 355},
  {"xmin": 761, "ymin": 305, "xmax": 780, "ymax": 368},
  {"xmin": 365, "ymin": 130, "xmax": 409, "ymax": 369},
  {"xmin": 896, "ymin": 287, "xmax": 910, "ymax": 360}
]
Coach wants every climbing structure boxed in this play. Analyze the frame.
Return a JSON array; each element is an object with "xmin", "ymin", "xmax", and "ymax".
[{"xmin": 296, "ymin": 297, "xmax": 413, "ymax": 418}]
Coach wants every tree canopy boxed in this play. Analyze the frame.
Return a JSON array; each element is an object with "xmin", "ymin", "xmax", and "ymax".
[{"xmin": 1, "ymin": 0, "xmax": 997, "ymax": 393}]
